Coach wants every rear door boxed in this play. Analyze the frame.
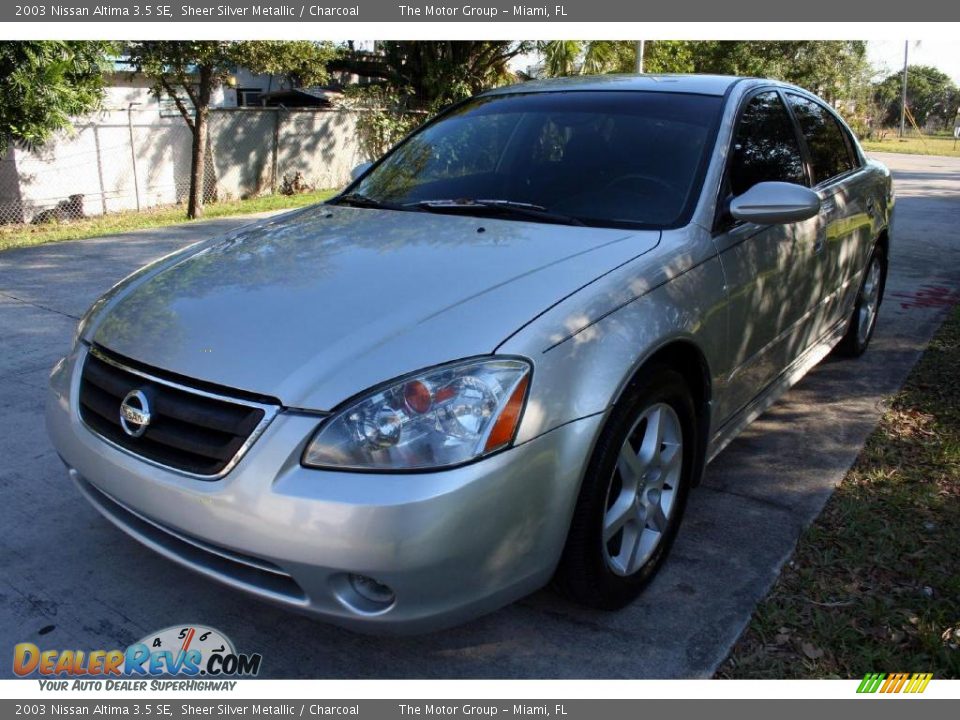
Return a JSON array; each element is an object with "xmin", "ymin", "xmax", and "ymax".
[
  {"xmin": 711, "ymin": 89, "xmax": 821, "ymax": 423},
  {"xmin": 784, "ymin": 93, "xmax": 872, "ymax": 334}
]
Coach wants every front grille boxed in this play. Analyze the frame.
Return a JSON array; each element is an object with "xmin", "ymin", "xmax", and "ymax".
[{"xmin": 78, "ymin": 347, "xmax": 274, "ymax": 477}]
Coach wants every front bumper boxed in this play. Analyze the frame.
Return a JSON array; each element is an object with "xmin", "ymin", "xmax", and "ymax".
[{"xmin": 46, "ymin": 345, "xmax": 602, "ymax": 633}]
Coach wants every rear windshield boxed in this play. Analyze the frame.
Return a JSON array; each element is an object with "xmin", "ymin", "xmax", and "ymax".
[{"xmin": 351, "ymin": 91, "xmax": 724, "ymax": 229}]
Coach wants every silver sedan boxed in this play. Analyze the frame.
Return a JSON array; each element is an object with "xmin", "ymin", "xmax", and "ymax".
[{"xmin": 47, "ymin": 74, "xmax": 893, "ymax": 632}]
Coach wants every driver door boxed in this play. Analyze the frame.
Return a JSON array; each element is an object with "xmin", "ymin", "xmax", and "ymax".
[{"xmin": 712, "ymin": 89, "xmax": 823, "ymax": 423}]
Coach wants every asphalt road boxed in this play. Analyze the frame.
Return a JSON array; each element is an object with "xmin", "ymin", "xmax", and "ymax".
[{"xmin": 1, "ymin": 153, "xmax": 958, "ymax": 678}]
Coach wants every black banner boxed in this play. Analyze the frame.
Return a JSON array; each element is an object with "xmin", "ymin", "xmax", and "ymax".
[{"xmin": 4, "ymin": 0, "xmax": 959, "ymax": 22}]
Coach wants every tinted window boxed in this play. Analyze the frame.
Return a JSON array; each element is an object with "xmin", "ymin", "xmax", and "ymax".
[
  {"xmin": 353, "ymin": 91, "xmax": 724, "ymax": 228},
  {"xmin": 786, "ymin": 94, "xmax": 854, "ymax": 185},
  {"xmin": 418, "ymin": 113, "xmax": 521, "ymax": 181},
  {"xmin": 728, "ymin": 91, "xmax": 806, "ymax": 197}
]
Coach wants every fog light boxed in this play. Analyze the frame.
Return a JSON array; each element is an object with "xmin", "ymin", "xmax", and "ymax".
[
  {"xmin": 349, "ymin": 574, "xmax": 395, "ymax": 605},
  {"xmin": 330, "ymin": 572, "xmax": 397, "ymax": 615}
]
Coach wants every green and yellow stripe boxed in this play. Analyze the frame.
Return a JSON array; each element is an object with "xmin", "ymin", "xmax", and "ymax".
[{"xmin": 857, "ymin": 672, "xmax": 933, "ymax": 694}]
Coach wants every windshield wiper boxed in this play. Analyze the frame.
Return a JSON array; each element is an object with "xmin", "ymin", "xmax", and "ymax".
[
  {"xmin": 409, "ymin": 199, "xmax": 586, "ymax": 227},
  {"xmin": 328, "ymin": 193, "xmax": 409, "ymax": 211}
]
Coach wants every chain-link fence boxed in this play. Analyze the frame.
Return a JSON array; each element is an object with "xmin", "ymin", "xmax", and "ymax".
[{"xmin": 0, "ymin": 106, "xmax": 367, "ymax": 226}]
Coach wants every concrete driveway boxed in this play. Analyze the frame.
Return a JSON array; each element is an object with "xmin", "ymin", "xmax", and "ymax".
[{"xmin": 1, "ymin": 153, "xmax": 958, "ymax": 678}]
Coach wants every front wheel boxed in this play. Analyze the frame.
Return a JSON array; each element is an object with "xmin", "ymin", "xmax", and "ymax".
[
  {"xmin": 553, "ymin": 366, "xmax": 697, "ymax": 609},
  {"xmin": 836, "ymin": 246, "xmax": 886, "ymax": 357}
]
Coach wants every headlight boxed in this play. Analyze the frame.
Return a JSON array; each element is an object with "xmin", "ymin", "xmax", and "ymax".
[{"xmin": 302, "ymin": 357, "xmax": 531, "ymax": 471}]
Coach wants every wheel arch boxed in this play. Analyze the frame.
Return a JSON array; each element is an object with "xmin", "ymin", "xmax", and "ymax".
[{"xmin": 610, "ymin": 337, "xmax": 713, "ymax": 486}]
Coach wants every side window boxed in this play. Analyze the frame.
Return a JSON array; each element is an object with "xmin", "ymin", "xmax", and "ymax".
[
  {"xmin": 838, "ymin": 121, "xmax": 862, "ymax": 169},
  {"xmin": 786, "ymin": 94, "xmax": 855, "ymax": 185},
  {"xmin": 729, "ymin": 91, "xmax": 806, "ymax": 197}
]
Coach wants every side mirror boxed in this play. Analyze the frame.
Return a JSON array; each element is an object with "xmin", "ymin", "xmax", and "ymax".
[
  {"xmin": 350, "ymin": 162, "xmax": 373, "ymax": 181},
  {"xmin": 729, "ymin": 181, "xmax": 821, "ymax": 225}
]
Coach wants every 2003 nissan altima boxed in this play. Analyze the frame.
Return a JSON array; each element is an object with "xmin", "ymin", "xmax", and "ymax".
[{"xmin": 47, "ymin": 74, "xmax": 893, "ymax": 632}]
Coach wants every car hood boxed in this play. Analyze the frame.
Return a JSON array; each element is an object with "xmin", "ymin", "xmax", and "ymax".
[{"xmin": 90, "ymin": 205, "xmax": 660, "ymax": 410}]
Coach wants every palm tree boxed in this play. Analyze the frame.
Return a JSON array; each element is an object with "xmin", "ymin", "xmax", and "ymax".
[
  {"xmin": 538, "ymin": 40, "xmax": 633, "ymax": 77},
  {"xmin": 539, "ymin": 41, "xmax": 582, "ymax": 77},
  {"xmin": 581, "ymin": 41, "xmax": 621, "ymax": 75}
]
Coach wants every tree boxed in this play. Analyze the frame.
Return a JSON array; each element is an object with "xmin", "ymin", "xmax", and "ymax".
[
  {"xmin": 536, "ymin": 41, "xmax": 869, "ymax": 105},
  {"xmin": 688, "ymin": 41, "xmax": 869, "ymax": 103},
  {"xmin": 125, "ymin": 41, "xmax": 337, "ymax": 219},
  {"xmin": 336, "ymin": 85, "xmax": 426, "ymax": 162},
  {"xmin": 538, "ymin": 40, "xmax": 694, "ymax": 77},
  {"xmin": 539, "ymin": 41, "xmax": 582, "ymax": 77},
  {"xmin": 874, "ymin": 65, "xmax": 959, "ymax": 129},
  {"xmin": 331, "ymin": 42, "xmax": 533, "ymax": 111},
  {"xmin": 642, "ymin": 41, "xmax": 696, "ymax": 74},
  {"xmin": 0, "ymin": 41, "xmax": 113, "ymax": 155}
]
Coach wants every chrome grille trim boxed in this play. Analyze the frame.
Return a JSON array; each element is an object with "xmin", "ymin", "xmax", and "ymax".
[{"xmin": 78, "ymin": 345, "xmax": 279, "ymax": 480}]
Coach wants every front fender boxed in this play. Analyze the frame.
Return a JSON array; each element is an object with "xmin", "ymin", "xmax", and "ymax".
[{"xmin": 499, "ymin": 230, "xmax": 728, "ymax": 445}]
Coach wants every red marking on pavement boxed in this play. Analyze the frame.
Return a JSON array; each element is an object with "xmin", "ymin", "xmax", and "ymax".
[{"xmin": 891, "ymin": 285, "xmax": 959, "ymax": 310}]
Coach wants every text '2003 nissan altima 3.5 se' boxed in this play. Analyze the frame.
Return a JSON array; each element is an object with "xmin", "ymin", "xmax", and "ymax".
[{"xmin": 47, "ymin": 74, "xmax": 893, "ymax": 633}]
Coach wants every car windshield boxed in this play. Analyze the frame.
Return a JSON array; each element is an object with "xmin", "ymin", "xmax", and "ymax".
[{"xmin": 348, "ymin": 90, "xmax": 724, "ymax": 229}]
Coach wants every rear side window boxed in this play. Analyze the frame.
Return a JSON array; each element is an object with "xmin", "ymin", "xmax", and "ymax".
[
  {"xmin": 786, "ymin": 94, "xmax": 855, "ymax": 185},
  {"xmin": 729, "ymin": 91, "xmax": 806, "ymax": 197}
]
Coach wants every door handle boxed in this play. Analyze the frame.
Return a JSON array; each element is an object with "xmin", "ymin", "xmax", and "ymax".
[{"xmin": 814, "ymin": 236, "xmax": 825, "ymax": 254}]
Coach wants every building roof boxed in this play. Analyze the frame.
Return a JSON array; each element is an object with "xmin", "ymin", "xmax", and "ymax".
[
  {"xmin": 260, "ymin": 87, "xmax": 343, "ymax": 107},
  {"xmin": 481, "ymin": 74, "xmax": 748, "ymax": 97}
]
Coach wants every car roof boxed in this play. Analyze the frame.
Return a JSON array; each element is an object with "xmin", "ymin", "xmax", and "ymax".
[{"xmin": 481, "ymin": 74, "xmax": 752, "ymax": 98}]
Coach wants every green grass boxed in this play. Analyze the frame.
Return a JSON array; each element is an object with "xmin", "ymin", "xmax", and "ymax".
[
  {"xmin": 862, "ymin": 134, "xmax": 960, "ymax": 158},
  {"xmin": 719, "ymin": 305, "xmax": 960, "ymax": 679},
  {"xmin": 0, "ymin": 189, "xmax": 337, "ymax": 253}
]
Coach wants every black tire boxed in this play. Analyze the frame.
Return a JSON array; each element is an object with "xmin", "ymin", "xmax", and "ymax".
[
  {"xmin": 836, "ymin": 245, "xmax": 886, "ymax": 358},
  {"xmin": 553, "ymin": 365, "xmax": 698, "ymax": 610}
]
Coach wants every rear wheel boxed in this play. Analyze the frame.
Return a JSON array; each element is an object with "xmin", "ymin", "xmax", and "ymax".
[
  {"xmin": 553, "ymin": 367, "xmax": 697, "ymax": 609},
  {"xmin": 836, "ymin": 246, "xmax": 885, "ymax": 357}
]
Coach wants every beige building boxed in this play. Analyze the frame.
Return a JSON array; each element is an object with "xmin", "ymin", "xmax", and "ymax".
[{"xmin": 0, "ymin": 67, "xmax": 363, "ymax": 225}]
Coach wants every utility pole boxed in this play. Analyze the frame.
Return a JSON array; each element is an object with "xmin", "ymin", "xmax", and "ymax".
[
  {"xmin": 899, "ymin": 40, "xmax": 909, "ymax": 139},
  {"xmin": 127, "ymin": 102, "xmax": 142, "ymax": 212},
  {"xmin": 635, "ymin": 41, "xmax": 644, "ymax": 74}
]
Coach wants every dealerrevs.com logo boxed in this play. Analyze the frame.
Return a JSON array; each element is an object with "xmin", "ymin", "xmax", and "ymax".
[{"xmin": 13, "ymin": 625, "xmax": 262, "ymax": 689}]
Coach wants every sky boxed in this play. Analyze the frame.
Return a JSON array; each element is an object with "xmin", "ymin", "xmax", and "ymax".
[{"xmin": 867, "ymin": 40, "xmax": 960, "ymax": 84}]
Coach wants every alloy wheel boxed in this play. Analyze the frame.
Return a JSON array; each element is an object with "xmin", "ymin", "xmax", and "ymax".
[
  {"xmin": 858, "ymin": 257, "xmax": 882, "ymax": 345},
  {"xmin": 602, "ymin": 403, "xmax": 683, "ymax": 577}
]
